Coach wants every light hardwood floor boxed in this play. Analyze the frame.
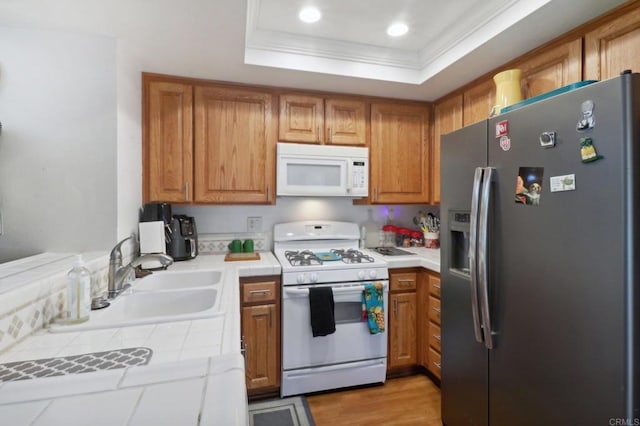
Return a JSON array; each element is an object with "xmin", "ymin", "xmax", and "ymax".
[{"xmin": 306, "ymin": 374, "xmax": 442, "ymax": 426}]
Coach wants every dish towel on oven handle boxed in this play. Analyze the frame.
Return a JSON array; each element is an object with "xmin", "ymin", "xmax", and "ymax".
[
  {"xmin": 362, "ymin": 282, "xmax": 385, "ymax": 334},
  {"xmin": 308, "ymin": 286, "xmax": 336, "ymax": 337}
]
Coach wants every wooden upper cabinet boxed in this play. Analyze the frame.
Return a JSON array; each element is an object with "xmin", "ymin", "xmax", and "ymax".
[
  {"xmin": 279, "ymin": 94, "xmax": 368, "ymax": 145},
  {"xmin": 432, "ymin": 95, "xmax": 463, "ymax": 204},
  {"xmin": 514, "ymin": 38, "xmax": 583, "ymax": 98},
  {"xmin": 585, "ymin": 6, "xmax": 640, "ymax": 81},
  {"xmin": 143, "ymin": 80, "xmax": 193, "ymax": 203},
  {"xmin": 463, "ymin": 79, "xmax": 494, "ymax": 126},
  {"xmin": 194, "ymin": 86, "xmax": 275, "ymax": 204},
  {"xmin": 462, "ymin": 38, "xmax": 582, "ymax": 127},
  {"xmin": 324, "ymin": 98, "xmax": 368, "ymax": 146},
  {"xmin": 370, "ymin": 102, "xmax": 431, "ymax": 204},
  {"xmin": 279, "ymin": 94, "xmax": 324, "ymax": 143}
]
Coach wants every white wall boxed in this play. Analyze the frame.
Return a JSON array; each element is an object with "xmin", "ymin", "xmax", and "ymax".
[{"xmin": 0, "ymin": 26, "xmax": 117, "ymax": 262}]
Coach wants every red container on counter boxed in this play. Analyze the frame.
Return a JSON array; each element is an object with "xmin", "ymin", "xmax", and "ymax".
[
  {"xmin": 396, "ymin": 228, "xmax": 412, "ymax": 247},
  {"xmin": 410, "ymin": 231, "xmax": 423, "ymax": 247}
]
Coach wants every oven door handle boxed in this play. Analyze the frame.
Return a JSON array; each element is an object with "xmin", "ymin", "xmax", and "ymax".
[{"xmin": 284, "ymin": 283, "xmax": 388, "ymax": 295}]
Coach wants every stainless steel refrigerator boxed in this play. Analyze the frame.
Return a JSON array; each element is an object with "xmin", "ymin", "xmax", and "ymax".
[{"xmin": 440, "ymin": 72, "xmax": 640, "ymax": 426}]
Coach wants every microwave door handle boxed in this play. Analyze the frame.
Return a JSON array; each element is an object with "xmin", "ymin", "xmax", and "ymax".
[{"xmin": 346, "ymin": 162, "xmax": 352, "ymax": 195}]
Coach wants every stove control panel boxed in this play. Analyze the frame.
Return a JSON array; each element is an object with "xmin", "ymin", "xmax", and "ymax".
[
  {"xmin": 297, "ymin": 273, "xmax": 320, "ymax": 284},
  {"xmin": 358, "ymin": 270, "xmax": 378, "ymax": 280},
  {"xmin": 288, "ymin": 268, "xmax": 387, "ymax": 285}
]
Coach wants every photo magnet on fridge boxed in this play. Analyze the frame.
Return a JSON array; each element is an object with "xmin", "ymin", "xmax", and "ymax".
[{"xmin": 515, "ymin": 167, "xmax": 544, "ymax": 206}]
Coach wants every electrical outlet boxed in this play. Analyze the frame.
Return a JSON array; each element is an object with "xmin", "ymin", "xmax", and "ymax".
[{"xmin": 247, "ymin": 216, "xmax": 262, "ymax": 232}]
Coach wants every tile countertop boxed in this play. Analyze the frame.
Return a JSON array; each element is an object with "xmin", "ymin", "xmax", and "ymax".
[
  {"xmin": 365, "ymin": 247, "xmax": 441, "ymax": 273},
  {"xmin": 0, "ymin": 252, "xmax": 281, "ymax": 426}
]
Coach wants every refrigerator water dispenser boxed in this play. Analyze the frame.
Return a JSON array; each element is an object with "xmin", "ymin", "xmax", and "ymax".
[{"xmin": 449, "ymin": 210, "xmax": 471, "ymax": 276}]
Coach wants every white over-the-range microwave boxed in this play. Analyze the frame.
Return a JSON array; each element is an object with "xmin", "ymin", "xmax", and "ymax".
[{"xmin": 276, "ymin": 142, "xmax": 369, "ymax": 197}]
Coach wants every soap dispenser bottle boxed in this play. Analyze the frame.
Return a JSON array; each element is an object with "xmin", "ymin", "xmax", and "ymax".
[{"xmin": 66, "ymin": 255, "xmax": 91, "ymax": 323}]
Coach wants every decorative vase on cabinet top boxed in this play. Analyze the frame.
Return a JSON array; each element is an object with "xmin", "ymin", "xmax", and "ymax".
[{"xmin": 491, "ymin": 69, "xmax": 523, "ymax": 116}]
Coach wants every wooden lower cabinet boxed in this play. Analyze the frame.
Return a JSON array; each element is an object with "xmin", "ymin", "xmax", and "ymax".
[
  {"xmin": 388, "ymin": 268, "xmax": 441, "ymax": 381},
  {"xmin": 417, "ymin": 269, "xmax": 442, "ymax": 380},
  {"xmin": 240, "ymin": 276, "xmax": 281, "ymax": 397},
  {"xmin": 387, "ymin": 269, "xmax": 418, "ymax": 371}
]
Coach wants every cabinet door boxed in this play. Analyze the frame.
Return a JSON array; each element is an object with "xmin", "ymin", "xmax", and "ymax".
[
  {"xmin": 242, "ymin": 304, "xmax": 279, "ymax": 390},
  {"xmin": 418, "ymin": 271, "xmax": 441, "ymax": 369},
  {"xmin": 432, "ymin": 95, "xmax": 463, "ymax": 204},
  {"xmin": 279, "ymin": 94, "xmax": 324, "ymax": 143},
  {"xmin": 388, "ymin": 292, "xmax": 417, "ymax": 369},
  {"xmin": 144, "ymin": 80, "xmax": 193, "ymax": 203},
  {"xmin": 325, "ymin": 98, "xmax": 368, "ymax": 146},
  {"xmin": 194, "ymin": 86, "xmax": 275, "ymax": 203},
  {"xmin": 585, "ymin": 6, "xmax": 640, "ymax": 81},
  {"xmin": 463, "ymin": 79, "xmax": 494, "ymax": 126},
  {"xmin": 515, "ymin": 38, "xmax": 583, "ymax": 98},
  {"xmin": 370, "ymin": 102, "xmax": 430, "ymax": 204}
]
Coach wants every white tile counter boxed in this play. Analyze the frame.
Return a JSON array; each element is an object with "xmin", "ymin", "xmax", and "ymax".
[
  {"xmin": 365, "ymin": 247, "xmax": 441, "ymax": 272},
  {"xmin": 0, "ymin": 252, "xmax": 281, "ymax": 426}
]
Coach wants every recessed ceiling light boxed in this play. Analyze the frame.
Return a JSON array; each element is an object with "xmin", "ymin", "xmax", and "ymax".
[
  {"xmin": 299, "ymin": 7, "xmax": 321, "ymax": 23},
  {"xmin": 387, "ymin": 22, "xmax": 409, "ymax": 37}
]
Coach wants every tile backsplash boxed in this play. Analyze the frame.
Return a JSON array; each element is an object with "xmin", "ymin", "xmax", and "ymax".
[
  {"xmin": 198, "ymin": 233, "xmax": 267, "ymax": 255},
  {"xmin": 0, "ymin": 253, "xmax": 109, "ymax": 355}
]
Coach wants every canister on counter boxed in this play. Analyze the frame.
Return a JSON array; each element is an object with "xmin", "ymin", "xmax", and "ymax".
[
  {"xmin": 397, "ymin": 228, "xmax": 412, "ymax": 247},
  {"xmin": 382, "ymin": 225, "xmax": 397, "ymax": 247},
  {"xmin": 410, "ymin": 231, "xmax": 423, "ymax": 247},
  {"xmin": 424, "ymin": 232, "xmax": 440, "ymax": 249}
]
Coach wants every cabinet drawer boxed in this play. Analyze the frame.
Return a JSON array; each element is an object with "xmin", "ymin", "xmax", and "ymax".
[
  {"xmin": 428, "ymin": 276, "xmax": 441, "ymax": 298},
  {"xmin": 242, "ymin": 281, "xmax": 277, "ymax": 304},
  {"xmin": 429, "ymin": 322, "xmax": 441, "ymax": 352},
  {"xmin": 428, "ymin": 347, "xmax": 441, "ymax": 379},
  {"xmin": 429, "ymin": 296, "xmax": 441, "ymax": 325},
  {"xmin": 391, "ymin": 272, "xmax": 417, "ymax": 292}
]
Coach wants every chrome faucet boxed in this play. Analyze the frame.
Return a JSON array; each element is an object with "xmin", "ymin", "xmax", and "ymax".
[{"xmin": 107, "ymin": 235, "xmax": 174, "ymax": 299}]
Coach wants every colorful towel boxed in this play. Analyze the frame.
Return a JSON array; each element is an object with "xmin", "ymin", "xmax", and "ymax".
[{"xmin": 362, "ymin": 282, "xmax": 385, "ymax": 334}]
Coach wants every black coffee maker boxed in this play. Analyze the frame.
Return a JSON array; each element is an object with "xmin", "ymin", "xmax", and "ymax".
[
  {"xmin": 140, "ymin": 203, "xmax": 198, "ymax": 261},
  {"xmin": 168, "ymin": 215, "xmax": 198, "ymax": 261}
]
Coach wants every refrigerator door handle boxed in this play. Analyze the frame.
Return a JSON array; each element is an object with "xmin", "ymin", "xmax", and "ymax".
[
  {"xmin": 469, "ymin": 167, "xmax": 484, "ymax": 344},
  {"xmin": 478, "ymin": 167, "xmax": 494, "ymax": 349}
]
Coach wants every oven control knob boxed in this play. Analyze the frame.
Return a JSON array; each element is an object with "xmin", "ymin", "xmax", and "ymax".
[
  {"xmin": 296, "ymin": 273, "xmax": 306, "ymax": 284},
  {"xmin": 358, "ymin": 270, "xmax": 366, "ymax": 280},
  {"xmin": 309, "ymin": 273, "xmax": 319, "ymax": 283},
  {"xmin": 368, "ymin": 269, "xmax": 378, "ymax": 279}
]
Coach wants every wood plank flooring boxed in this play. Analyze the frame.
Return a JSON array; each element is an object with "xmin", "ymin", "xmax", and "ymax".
[{"xmin": 306, "ymin": 374, "xmax": 442, "ymax": 426}]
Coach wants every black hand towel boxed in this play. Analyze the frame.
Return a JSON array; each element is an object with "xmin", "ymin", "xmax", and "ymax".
[{"xmin": 308, "ymin": 287, "xmax": 336, "ymax": 337}]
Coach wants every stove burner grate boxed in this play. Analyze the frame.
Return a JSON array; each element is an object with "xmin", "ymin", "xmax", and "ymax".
[
  {"xmin": 285, "ymin": 250, "xmax": 322, "ymax": 266},
  {"xmin": 330, "ymin": 249, "xmax": 375, "ymax": 264}
]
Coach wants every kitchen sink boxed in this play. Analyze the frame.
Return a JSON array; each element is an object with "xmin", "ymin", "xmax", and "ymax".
[
  {"xmin": 133, "ymin": 269, "xmax": 223, "ymax": 291},
  {"xmin": 49, "ymin": 287, "xmax": 224, "ymax": 333}
]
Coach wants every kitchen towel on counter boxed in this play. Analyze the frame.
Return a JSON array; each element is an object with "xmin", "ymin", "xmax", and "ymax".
[
  {"xmin": 309, "ymin": 287, "xmax": 336, "ymax": 337},
  {"xmin": 362, "ymin": 282, "xmax": 385, "ymax": 334}
]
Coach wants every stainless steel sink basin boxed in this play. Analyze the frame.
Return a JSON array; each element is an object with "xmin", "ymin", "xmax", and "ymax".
[{"xmin": 134, "ymin": 269, "xmax": 223, "ymax": 291}]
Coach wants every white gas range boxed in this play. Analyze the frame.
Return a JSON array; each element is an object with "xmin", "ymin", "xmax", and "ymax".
[{"xmin": 273, "ymin": 221, "xmax": 389, "ymax": 397}]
